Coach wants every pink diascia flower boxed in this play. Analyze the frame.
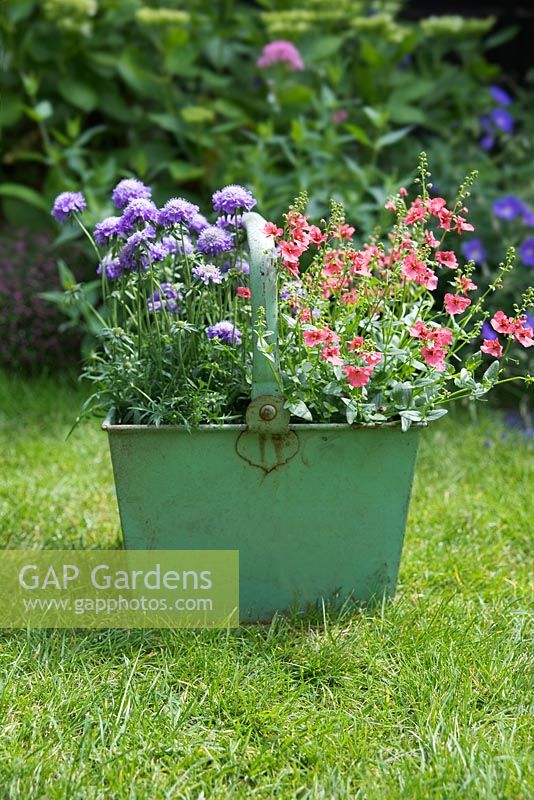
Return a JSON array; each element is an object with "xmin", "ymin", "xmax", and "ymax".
[
  {"xmin": 344, "ymin": 365, "xmax": 374, "ymax": 387},
  {"xmin": 444, "ymin": 293, "xmax": 471, "ymax": 315},
  {"xmin": 236, "ymin": 286, "xmax": 251, "ymax": 299},
  {"xmin": 435, "ymin": 251, "xmax": 458, "ymax": 269},
  {"xmin": 513, "ymin": 315, "xmax": 534, "ymax": 347},
  {"xmin": 424, "ymin": 229, "xmax": 439, "ymax": 248},
  {"xmin": 264, "ymin": 221, "xmax": 283, "ymax": 239},
  {"xmin": 257, "ymin": 40, "xmax": 304, "ymax": 71},
  {"xmin": 321, "ymin": 345, "xmax": 344, "ymax": 365},
  {"xmin": 421, "ymin": 343, "xmax": 447, "ymax": 372},
  {"xmin": 409, "ymin": 320, "xmax": 430, "ymax": 339},
  {"xmin": 455, "ymin": 275, "xmax": 478, "ymax": 294},
  {"xmin": 401, "ymin": 254, "xmax": 437, "ymax": 290},
  {"xmin": 302, "ymin": 327, "xmax": 338, "ymax": 347},
  {"xmin": 490, "ymin": 310, "xmax": 515, "ymax": 335},
  {"xmin": 454, "ymin": 215, "xmax": 474, "ymax": 234},
  {"xmin": 363, "ymin": 351, "xmax": 382, "ymax": 366},
  {"xmin": 403, "ymin": 198, "xmax": 427, "ymax": 225},
  {"xmin": 481, "ymin": 339, "xmax": 503, "ymax": 358}
]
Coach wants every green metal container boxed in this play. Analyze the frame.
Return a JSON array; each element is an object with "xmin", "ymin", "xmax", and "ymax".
[{"xmin": 103, "ymin": 212, "xmax": 421, "ymax": 622}]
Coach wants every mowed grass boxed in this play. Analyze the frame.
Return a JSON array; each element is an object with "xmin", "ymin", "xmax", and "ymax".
[{"xmin": 0, "ymin": 371, "xmax": 532, "ymax": 799}]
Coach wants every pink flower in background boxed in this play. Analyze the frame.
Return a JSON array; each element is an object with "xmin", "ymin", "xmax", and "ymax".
[
  {"xmin": 344, "ymin": 365, "xmax": 374, "ymax": 387},
  {"xmin": 444, "ymin": 293, "xmax": 471, "ymax": 315},
  {"xmin": 424, "ymin": 229, "xmax": 439, "ymax": 248},
  {"xmin": 481, "ymin": 339, "xmax": 503, "ymax": 357},
  {"xmin": 236, "ymin": 287, "xmax": 251, "ymax": 300},
  {"xmin": 404, "ymin": 198, "xmax": 426, "ymax": 225},
  {"xmin": 332, "ymin": 109, "xmax": 349, "ymax": 124},
  {"xmin": 257, "ymin": 40, "xmax": 304, "ymax": 71}
]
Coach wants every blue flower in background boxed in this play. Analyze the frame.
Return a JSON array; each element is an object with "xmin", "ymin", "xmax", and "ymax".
[
  {"xmin": 490, "ymin": 85, "xmax": 512, "ymax": 106},
  {"xmin": 522, "ymin": 209, "xmax": 534, "ymax": 227},
  {"xmin": 519, "ymin": 238, "xmax": 534, "ymax": 267},
  {"xmin": 461, "ymin": 238, "xmax": 487, "ymax": 264},
  {"xmin": 479, "ymin": 115, "xmax": 495, "ymax": 150},
  {"xmin": 490, "ymin": 108, "xmax": 514, "ymax": 133},
  {"xmin": 493, "ymin": 196, "xmax": 525, "ymax": 221},
  {"xmin": 482, "ymin": 321, "xmax": 498, "ymax": 341}
]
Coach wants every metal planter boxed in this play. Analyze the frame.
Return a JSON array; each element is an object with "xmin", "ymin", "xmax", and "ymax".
[{"xmin": 103, "ymin": 212, "xmax": 421, "ymax": 622}]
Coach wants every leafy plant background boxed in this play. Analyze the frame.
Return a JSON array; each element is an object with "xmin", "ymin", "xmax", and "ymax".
[{"xmin": 0, "ymin": 0, "xmax": 532, "ymax": 394}]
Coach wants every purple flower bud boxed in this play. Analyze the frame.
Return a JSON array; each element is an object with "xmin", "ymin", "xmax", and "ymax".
[{"xmin": 490, "ymin": 85, "xmax": 512, "ymax": 106}]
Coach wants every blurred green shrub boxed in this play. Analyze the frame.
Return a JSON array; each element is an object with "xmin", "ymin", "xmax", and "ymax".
[{"xmin": 0, "ymin": 0, "xmax": 531, "ymax": 392}]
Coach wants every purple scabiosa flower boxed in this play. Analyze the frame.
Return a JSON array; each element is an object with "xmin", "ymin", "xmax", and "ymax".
[
  {"xmin": 189, "ymin": 212, "xmax": 209, "ymax": 235},
  {"xmin": 206, "ymin": 320, "xmax": 242, "ymax": 346},
  {"xmin": 122, "ymin": 198, "xmax": 159, "ymax": 228},
  {"xmin": 94, "ymin": 216, "xmax": 127, "ymax": 246},
  {"xmin": 192, "ymin": 263, "xmax": 223, "ymax": 285},
  {"xmin": 519, "ymin": 238, "xmax": 534, "ymax": 267},
  {"xmin": 482, "ymin": 321, "xmax": 498, "ymax": 341},
  {"xmin": 212, "ymin": 185, "xmax": 257, "ymax": 215},
  {"xmin": 51, "ymin": 191, "xmax": 86, "ymax": 222},
  {"xmin": 256, "ymin": 40, "xmax": 304, "ymax": 71},
  {"xmin": 97, "ymin": 256, "xmax": 124, "ymax": 280},
  {"xmin": 461, "ymin": 238, "xmax": 487, "ymax": 264},
  {"xmin": 158, "ymin": 197, "xmax": 199, "ymax": 227},
  {"xmin": 490, "ymin": 85, "xmax": 512, "ymax": 106},
  {"xmin": 522, "ymin": 209, "xmax": 534, "ymax": 227},
  {"xmin": 148, "ymin": 283, "xmax": 181, "ymax": 314},
  {"xmin": 216, "ymin": 214, "xmax": 244, "ymax": 230},
  {"xmin": 112, "ymin": 178, "xmax": 152, "ymax": 210},
  {"xmin": 490, "ymin": 108, "xmax": 514, "ymax": 133},
  {"xmin": 161, "ymin": 235, "xmax": 194, "ymax": 256},
  {"xmin": 118, "ymin": 227, "xmax": 156, "ymax": 270},
  {"xmin": 197, "ymin": 225, "xmax": 233, "ymax": 257},
  {"xmin": 492, "ymin": 196, "xmax": 525, "ymax": 221}
]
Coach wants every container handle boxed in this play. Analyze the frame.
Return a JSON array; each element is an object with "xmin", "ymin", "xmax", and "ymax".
[{"xmin": 242, "ymin": 211, "xmax": 281, "ymax": 400}]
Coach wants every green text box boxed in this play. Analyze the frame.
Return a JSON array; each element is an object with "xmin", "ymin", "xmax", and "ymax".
[{"xmin": 0, "ymin": 550, "xmax": 239, "ymax": 628}]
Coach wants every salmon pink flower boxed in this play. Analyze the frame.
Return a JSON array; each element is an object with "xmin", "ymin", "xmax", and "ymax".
[
  {"xmin": 436, "ymin": 251, "xmax": 458, "ymax": 269},
  {"xmin": 307, "ymin": 225, "xmax": 327, "ymax": 245},
  {"xmin": 399, "ymin": 187, "xmax": 408, "ymax": 197},
  {"xmin": 334, "ymin": 223, "xmax": 355, "ymax": 240},
  {"xmin": 344, "ymin": 365, "xmax": 374, "ymax": 387},
  {"xmin": 421, "ymin": 343, "xmax": 447, "ymax": 371},
  {"xmin": 427, "ymin": 326, "xmax": 453, "ymax": 347},
  {"xmin": 264, "ymin": 222, "xmax": 283, "ymax": 238},
  {"xmin": 454, "ymin": 216, "xmax": 475, "ymax": 234},
  {"xmin": 340, "ymin": 289, "xmax": 359, "ymax": 304},
  {"xmin": 321, "ymin": 345, "xmax": 344, "ymax": 365},
  {"xmin": 236, "ymin": 286, "xmax": 251, "ymax": 299},
  {"xmin": 481, "ymin": 339, "xmax": 503, "ymax": 357},
  {"xmin": 490, "ymin": 310, "xmax": 515, "ymax": 335},
  {"xmin": 302, "ymin": 327, "xmax": 338, "ymax": 347},
  {"xmin": 404, "ymin": 198, "xmax": 426, "ymax": 225},
  {"xmin": 385, "ymin": 199, "xmax": 396, "ymax": 212},
  {"xmin": 363, "ymin": 351, "xmax": 382, "ymax": 366},
  {"xmin": 444, "ymin": 293, "xmax": 471, "ymax": 315},
  {"xmin": 437, "ymin": 207, "xmax": 453, "ymax": 230},
  {"xmin": 401, "ymin": 254, "xmax": 426, "ymax": 281},
  {"xmin": 424, "ymin": 230, "xmax": 439, "ymax": 248},
  {"xmin": 427, "ymin": 197, "xmax": 447, "ymax": 215},
  {"xmin": 409, "ymin": 320, "xmax": 430, "ymax": 339},
  {"xmin": 455, "ymin": 275, "xmax": 478, "ymax": 294},
  {"xmin": 513, "ymin": 316, "xmax": 534, "ymax": 347},
  {"xmin": 347, "ymin": 335, "xmax": 364, "ymax": 352}
]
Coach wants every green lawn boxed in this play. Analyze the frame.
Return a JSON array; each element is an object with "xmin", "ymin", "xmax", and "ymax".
[{"xmin": 0, "ymin": 372, "xmax": 532, "ymax": 799}]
